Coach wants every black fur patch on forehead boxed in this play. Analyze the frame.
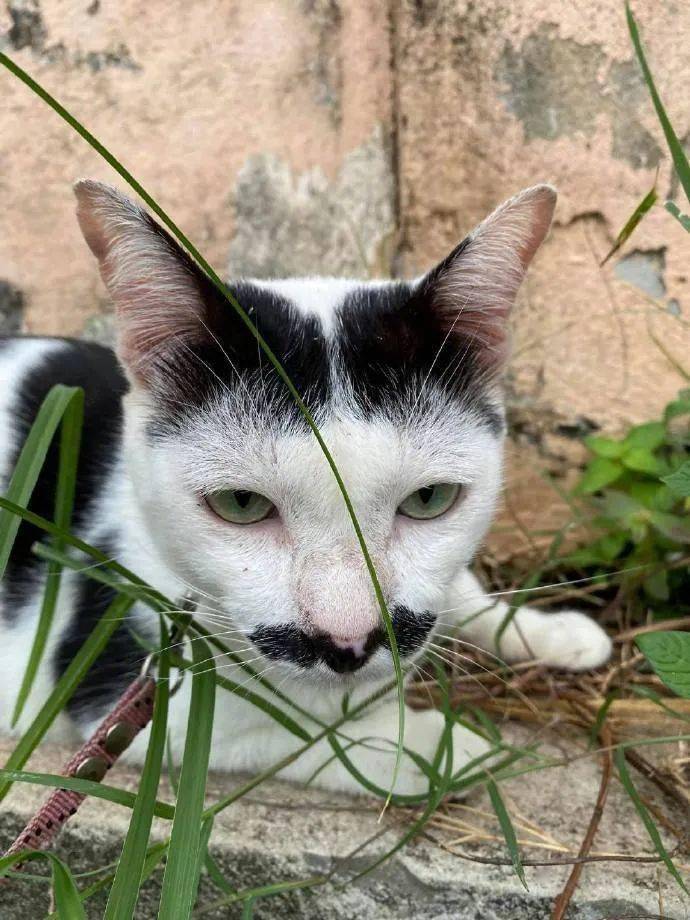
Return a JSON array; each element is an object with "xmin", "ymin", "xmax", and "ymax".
[
  {"xmin": 336, "ymin": 283, "xmax": 503, "ymax": 431},
  {"xmin": 149, "ymin": 278, "xmax": 503, "ymax": 437},
  {"xmin": 148, "ymin": 280, "xmax": 332, "ymax": 436}
]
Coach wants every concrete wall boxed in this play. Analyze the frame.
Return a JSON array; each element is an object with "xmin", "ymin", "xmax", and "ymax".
[{"xmin": 1, "ymin": 0, "xmax": 689, "ymax": 560}]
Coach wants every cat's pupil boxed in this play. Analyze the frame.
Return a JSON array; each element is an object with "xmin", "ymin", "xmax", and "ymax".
[
  {"xmin": 418, "ymin": 486, "xmax": 434, "ymax": 505},
  {"xmin": 235, "ymin": 490, "xmax": 252, "ymax": 508}
]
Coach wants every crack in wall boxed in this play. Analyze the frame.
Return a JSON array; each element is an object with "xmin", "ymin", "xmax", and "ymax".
[{"xmin": 0, "ymin": 279, "xmax": 24, "ymax": 334}]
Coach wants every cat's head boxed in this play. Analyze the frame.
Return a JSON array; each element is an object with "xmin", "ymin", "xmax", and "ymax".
[{"xmin": 74, "ymin": 180, "xmax": 555, "ymax": 684}]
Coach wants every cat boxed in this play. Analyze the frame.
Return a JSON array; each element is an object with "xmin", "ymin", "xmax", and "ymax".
[{"xmin": 0, "ymin": 181, "xmax": 612, "ymax": 795}]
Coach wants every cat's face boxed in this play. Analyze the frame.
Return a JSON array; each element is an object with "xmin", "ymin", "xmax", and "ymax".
[{"xmin": 75, "ymin": 181, "xmax": 556, "ymax": 685}]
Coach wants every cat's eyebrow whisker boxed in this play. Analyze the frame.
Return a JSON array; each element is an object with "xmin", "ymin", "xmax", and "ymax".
[
  {"xmin": 169, "ymin": 333, "xmax": 237, "ymax": 403},
  {"xmin": 409, "ymin": 295, "xmax": 470, "ymax": 417},
  {"xmin": 195, "ymin": 315, "xmax": 259, "ymax": 410}
]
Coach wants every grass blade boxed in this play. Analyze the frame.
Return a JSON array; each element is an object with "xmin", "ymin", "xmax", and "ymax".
[
  {"xmin": 0, "ymin": 593, "xmax": 134, "ymax": 804},
  {"xmin": 0, "ymin": 385, "xmax": 80, "ymax": 582},
  {"xmin": 615, "ymin": 747, "xmax": 687, "ymax": 893},
  {"xmin": 105, "ymin": 620, "xmax": 171, "ymax": 919},
  {"xmin": 158, "ymin": 639, "xmax": 216, "ymax": 918},
  {"xmin": 600, "ymin": 176, "xmax": 658, "ymax": 265},
  {"xmin": 0, "ymin": 850, "xmax": 85, "ymax": 918},
  {"xmin": 12, "ymin": 387, "xmax": 84, "ymax": 726},
  {"xmin": 0, "ymin": 769, "xmax": 174, "ymax": 819},
  {"xmin": 666, "ymin": 201, "xmax": 690, "ymax": 232},
  {"xmin": 0, "ymin": 50, "xmax": 406, "ymax": 801},
  {"xmin": 487, "ymin": 777, "xmax": 528, "ymax": 890},
  {"xmin": 626, "ymin": 3, "xmax": 690, "ymax": 203}
]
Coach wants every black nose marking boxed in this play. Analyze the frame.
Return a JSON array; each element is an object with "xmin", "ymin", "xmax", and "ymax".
[
  {"xmin": 249, "ymin": 607, "xmax": 436, "ymax": 672},
  {"xmin": 311, "ymin": 631, "xmax": 383, "ymax": 673}
]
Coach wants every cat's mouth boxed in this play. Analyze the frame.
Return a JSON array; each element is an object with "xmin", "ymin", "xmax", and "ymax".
[{"xmin": 248, "ymin": 606, "xmax": 436, "ymax": 675}]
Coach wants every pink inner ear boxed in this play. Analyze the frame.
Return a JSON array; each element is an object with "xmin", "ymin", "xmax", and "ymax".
[
  {"xmin": 429, "ymin": 184, "xmax": 557, "ymax": 364},
  {"xmin": 74, "ymin": 180, "xmax": 206, "ymax": 383}
]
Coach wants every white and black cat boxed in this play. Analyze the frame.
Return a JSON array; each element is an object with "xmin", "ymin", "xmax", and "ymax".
[{"xmin": 0, "ymin": 181, "xmax": 611, "ymax": 794}]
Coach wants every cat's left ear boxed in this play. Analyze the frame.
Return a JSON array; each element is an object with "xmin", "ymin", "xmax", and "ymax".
[
  {"xmin": 74, "ymin": 179, "xmax": 219, "ymax": 387},
  {"xmin": 421, "ymin": 184, "xmax": 556, "ymax": 368}
]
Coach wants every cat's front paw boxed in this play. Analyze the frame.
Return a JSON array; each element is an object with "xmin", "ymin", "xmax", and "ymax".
[{"xmin": 534, "ymin": 610, "xmax": 612, "ymax": 671}]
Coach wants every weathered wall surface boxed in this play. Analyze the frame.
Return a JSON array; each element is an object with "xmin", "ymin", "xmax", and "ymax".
[
  {"xmin": 393, "ymin": 0, "xmax": 690, "ymax": 556},
  {"xmin": 1, "ymin": 0, "xmax": 689, "ymax": 559},
  {"xmin": 0, "ymin": 0, "xmax": 394, "ymax": 336}
]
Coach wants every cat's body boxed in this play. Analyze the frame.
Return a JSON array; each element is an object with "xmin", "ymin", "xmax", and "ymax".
[{"xmin": 0, "ymin": 183, "xmax": 611, "ymax": 793}]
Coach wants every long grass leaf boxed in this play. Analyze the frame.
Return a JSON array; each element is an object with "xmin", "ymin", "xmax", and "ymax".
[
  {"xmin": 158, "ymin": 639, "xmax": 216, "ymax": 918},
  {"xmin": 600, "ymin": 177, "xmax": 658, "ymax": 265},
  {"xmin": 0, "ymin": 769, "xmax": 174, "ymax": 818},
  {"xmin": 105, "ymin": 620, "xmax": 171, "ymax": 919},
  {"xmin": 626, "ymin": 3, "xmax": 690, "ymax": 203},
  {"xmin": 12, "ymin": 388, "xmax": 84, "ymax": 726},
  {"xmin": 615, "ymin": 747, "xmax": 687, "ymax": 893},
  {"xmin": 0, "ymin": 850, "xmax": 85, "ymax": 918},
  {"xmin": 0, "ymin": 385, "xmax": 80, "ymax": 582},
  {"xmin": 666, "ymin": 201, "xmax": 690, "ymax": 232},
  {"xmin": 0, "ymin": 593, "xmax": 134, "ymax": 803},
  {"xmin": 487, "ymin": 777, "xmax": 528, "ymax": 890},
  {"xmin": 0, "ymin": 51, "xmax": 406, "ymax": 799}
]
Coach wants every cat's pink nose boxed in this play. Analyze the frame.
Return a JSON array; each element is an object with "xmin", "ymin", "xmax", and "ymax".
[
  {"xmin": 329, "ymin": 635, "xmax": 370, "ymax": 657},
  {"xmin": 316, "ymin": 629, "xmax": 384, "ymax": 673}
]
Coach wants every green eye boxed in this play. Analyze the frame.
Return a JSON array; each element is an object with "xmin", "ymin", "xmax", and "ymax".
[
  {"xmin": 206, "ymin": 490, "xmax": 275, "ymax": 524},
  {"xmin": 398, "ymin": 483, "xmax": 462, "ymax": 520}
]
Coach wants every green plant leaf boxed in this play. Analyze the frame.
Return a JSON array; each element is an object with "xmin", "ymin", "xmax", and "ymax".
[
  {"xmin": 584, "ymin": 435, "xmax": 625, "ymax": 459},
  {"xmin": 626, "ymin": 4, "xmax": 690, "ymax": 204},
  {"xmin": 622, "ymin": 422, "xmax": 666, "ymax": 452},
  {"xmin": 663, "ymin": 461, "xmax": 690, "ymax": 498},
  {"xmin": 0, "ymin": 593, "xmax": 135, "ymax": 804},
  {"xmin": 487, "ymin": 777, "xmax": 528, "ymax": 890},
  {"xmin": 621, "ymin": 447, "xmax": 665, "ymax": 476},
  {"xmin": 664, "ymin": 397, "xmax": 690, "ymax": 422},
  {"xmin": 0, "ymin": 385, "xmax": 81, "ymax": 583},
  {"xmin": 666, "ymin": 201, "xmax": 690, "ymax": 232},
  {"xmin": 105, "ymin": 621, "xmax": 171, "ymax": 919},
  {"xmin": 615, "ymin": 747, "xmax": 687, "ymax": 893},
  {"xmin": 636, "ymin": 631, "xmax": 690, "ymax": 698},
  {"xmin": 158, "ymin": 639, "xmax": 216, "ymax": 918},
  {"xmin": 577, "ymin": 458, "xmax": 624, "ymax": 494},
  {"xmin": 643, "ymin": 570, "xmax": 670, "ymax": 602},
  {"xmin": 648, "ymin": 511, "xmax": 690, "ymax": 544},
  {"xmin": 0, "ymin": 769, "xmax": 174, "ymax": 819},
  {"xmin": 600, "ymin": 178, "xmax": 658, "ymax": 265},
  {"xmin": 12, "ymin": 387, "xmax": 84, "ymax": 727},
  {"xmin": 0, "ymin": 850, "xmax": 86, "ymax": 917}
]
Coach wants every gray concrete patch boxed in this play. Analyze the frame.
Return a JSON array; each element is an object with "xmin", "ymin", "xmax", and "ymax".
[
  {"xmin": 495, "ymin": 24, "xmax": 661, "ymax": 169},
  {"xmin": 615, "ymin": 248, "xmax": 666, "ymax": 299},
  {"xmin": 227, "ymin": 125, "xmax": 396, "ymax": 280}
]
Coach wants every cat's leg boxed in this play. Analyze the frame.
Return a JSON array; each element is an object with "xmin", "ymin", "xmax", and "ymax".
[{"xmin": 439, "ymin": 568, "xmax": 612, "ymax": 671}]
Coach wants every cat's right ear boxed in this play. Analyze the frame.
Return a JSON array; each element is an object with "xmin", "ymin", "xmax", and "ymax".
[{"xmin": 74, "ymin": 180, "xmax": 214, "ymax": 387}]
